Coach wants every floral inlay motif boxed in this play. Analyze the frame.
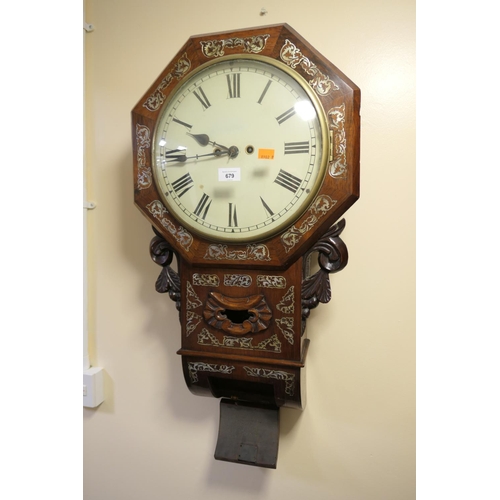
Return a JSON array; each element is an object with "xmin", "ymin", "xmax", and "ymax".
[
  {"xmin": 198, "ymin": 329, "xmax": 281, "ymax": 353},
  {"xmin": 275, "ymin": 317, "xmax": 294, "ymax": 345},
  {"xmin": 328, "ymin": 103, "xmax": 347, "ymax": 178},
  {"xmin": 276, "ymin": 286, "xmax": 295, "ymax": 314},
  {"xmin": 204, "ymin": 244, "xmax": 271, "ymax": 261},
  {"xmin": 280, "ymin": 195, "xmax": 336, "ymax": 253},
  {"xmin": 146, "ymin": 200, "xmax": 193, "ymax": 252},
  {"xmin": 243, "ymin": 367, "xmax": 295, "ymax": 396},
  {"xmin": 135, "ymin": 124, "xmax": 152, "ymax": 189},
  {"xmin": 143, "ymin": 53, "xmax": 191, "ymax": 111},
  {"xmin": 256, "ymin": 275, "xmax": 287, "ymax": 289},
  {"xmin": 200, "ymin": 35, "xmax": 270, "ymax": 58},
  {"xmin": 192, "ymin": 274, "xmax": 220, "ymax": 287},
  {"xmin": 187, "ymin": 362, "xmax": 235, "ymax": 383},
  {"xmin": 223, "ymin": 274, "xmax": 252, "ymax": 287},
  {"xmin": 280, "ymin": 39, "xmax": 338, "ymax": 96}
]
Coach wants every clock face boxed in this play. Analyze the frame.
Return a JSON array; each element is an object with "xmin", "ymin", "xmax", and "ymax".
[{"xmin": 152, "ymin": 55, "xmax": 328, "ymax": 242}]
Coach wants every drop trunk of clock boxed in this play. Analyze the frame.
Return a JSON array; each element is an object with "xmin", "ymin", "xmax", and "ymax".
[
  {"xmin": 182, "ymin": 262, "xmax": 304, "ymax": 469},
  {"xmin": 149, "ymin": 219, "xmax": 348, "ymax": 468}
]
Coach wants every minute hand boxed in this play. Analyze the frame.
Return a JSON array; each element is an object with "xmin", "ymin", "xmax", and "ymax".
[{"xmin": 165, "ymin": 150, "xmax": 229, "ymax": 164}]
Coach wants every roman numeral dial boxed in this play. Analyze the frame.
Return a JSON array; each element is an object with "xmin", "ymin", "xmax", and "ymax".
[
  {"xmin": 260, "ymin": 197, "xmax": 274, "ymax": 218},
  {"xmin": 274, "ymin": 169, "xmax": 303, "ymax": 193},
  {"xmin": 227, "ymin": 73, "xmax": 241, "ymax": 98},
  {"xmin": 276, "ymin": 107, "xmax": 296, "ymax": 125},
  {"xmin": 284, "ymin": 141, "xmax": 310, "ymax": 155},
  {"xmin": 193, "ymin": 86, "xmax": 211, "ymax": 110},
  {"xmin": 257, "ymin": 80, "xmax": 272, "ymax": 104},
  {"xmin": 171, "ymin": 172, "xmax": 193, "ymax": 197},
  {"xmin": 152, "ymin": 57, "xmax": 326, "ymax": 242},
  {"xmin": 194, "ymin": 193, "xmax": 212, "ymax": 220},
  {"xmin": 228, "ymin": 203, "xmax": 238, "ymax": 227}
]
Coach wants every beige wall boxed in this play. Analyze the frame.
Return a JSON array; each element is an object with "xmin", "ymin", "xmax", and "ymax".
[{"xmin": 84, "ymin": 0, "xmax": 415, "ymax": 499}]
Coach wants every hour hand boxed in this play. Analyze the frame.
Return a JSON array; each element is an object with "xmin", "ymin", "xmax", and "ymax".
[
  {"xmin": 187, "ymin": 132, "xmax": 229, "ymax": 151},
  {"xmin": 187, "ymin": 133, "xmax": 210, "ymax": 147}
]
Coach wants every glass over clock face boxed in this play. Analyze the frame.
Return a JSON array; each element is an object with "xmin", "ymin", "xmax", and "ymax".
[{"xmin": 152, "ymin": 55, "xmax": 328, "ymax": 243}]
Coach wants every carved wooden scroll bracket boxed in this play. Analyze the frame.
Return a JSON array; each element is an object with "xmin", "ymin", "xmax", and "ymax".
[
  {"xmin": 301, "ymin": 219, "xmax": 348, "ymax": 320},
  {"xmin": 150, "ymin": 226, "xmax": 181, "ymax": 314}
]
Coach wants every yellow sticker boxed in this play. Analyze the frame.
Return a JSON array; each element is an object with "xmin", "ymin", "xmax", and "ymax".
[{"xmin": 258, "ymin": 148, "xmax": 275, "ymax": 160}]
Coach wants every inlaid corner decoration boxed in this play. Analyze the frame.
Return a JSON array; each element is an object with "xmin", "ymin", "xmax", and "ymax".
[
  {"xmin": 146, "ymin": 200, "xmax": 193, "ymax": 251},
  {"xmin": 187, "ymin": 362, "xmax": 235, "ymax": 383},
  {"xmin": 280, "ymin": 39, "xmax": 338, "ymax": 96},
  {"xmin": 328, "ymin": 103, "xmax": 347, "ymax": 178},
  {"xmin": 198, "ymin": 328, "xmax": 282, "ymax": 353},
  {"xmin": 192, "ymin": 273, "xmax": 220, "ymax": 287},
  {"xmin": 243, "ymin": 367, "xmax": 296, "ymax": 396},
  {"xmin": 185, "ymin": 282, "xmax": 203, "ymax": 336},
  {"xmin": 276, "ymin": 286, "xmax": 295, "ymax": 344},
  {"xmin": 186, "ymin": 311, "xmax": 202, "ymax": 336},
  {"xmin": 143, "ymin": 53, "xmax": 191, "ymax": 111},
  {"xmin": 281, "ymin": 195, "xmax": 337, "ymax": 252},
  {"xmin": 135, "ymin": 124, "xmax": 152, "ymax": 189},
  {"xmin": 276, "ymin": 286, "xmax": 295, "ymax": 314},
  {"xmin": 204, "ymin": 243, "xmax": 271, "ymax": 261},
  {"xmin": 200, "ymin": 34, "xmax": 270, "ymax": 58},
  {"xmin": 275, "ymin": 317, "xmax": 294, "ymax": 345},
  {"xmin": 186, "ymin": 282, "xmax": 202, "ymax": 309}
]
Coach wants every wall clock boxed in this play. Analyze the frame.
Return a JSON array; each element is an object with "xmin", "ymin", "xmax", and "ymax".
[{"xmin": 131, "ymin": 23, "xmax": 360, "ymax": 468}]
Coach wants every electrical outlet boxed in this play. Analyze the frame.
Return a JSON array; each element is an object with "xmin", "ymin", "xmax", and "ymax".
[{"xmin": 83, "ymin": 367, "xmax": 104, "ymax": 408}]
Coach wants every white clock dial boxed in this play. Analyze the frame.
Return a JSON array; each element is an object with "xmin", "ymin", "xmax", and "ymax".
[{"xmin": 152, "ymin": 55, "xmax": 328, "ymax": 242}]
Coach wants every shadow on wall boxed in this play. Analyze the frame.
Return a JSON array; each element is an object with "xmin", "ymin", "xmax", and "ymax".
[{"xmin": 117, "ymin": 148, "xmax": 306, "ymax": 479}]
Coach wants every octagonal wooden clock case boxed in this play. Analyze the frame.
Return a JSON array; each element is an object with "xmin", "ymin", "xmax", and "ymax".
[{"xmin": 131, "ymin": 23, "xmax": 360, "ymax": 468}]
